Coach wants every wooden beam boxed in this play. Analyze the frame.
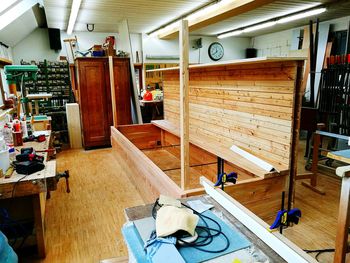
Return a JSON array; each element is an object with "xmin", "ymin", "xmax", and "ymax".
[
  {"xmin": 159, "ymin": 0, "xmax": 275, "ymax": 39},
  {"xmin": 108, "ymin": 56, "xmax": 118, "ymax": 127},
  {"xmin": 180, "ymin": 20, "xmax": 190, "ymax": 190},
  {"xmin": 287, "ymin": 61, "xmax": 304, "ymax": 211}
]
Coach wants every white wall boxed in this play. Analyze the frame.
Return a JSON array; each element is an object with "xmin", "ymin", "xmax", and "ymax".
[
  {"xmin": 142, "ymin": 34, "xmax": 251, "ymax": 64},
  {"xmin": 12, "ymin": 28, "xmax": 60, "ymax": 63},
  {"xmin": 252, "ymin": 29, "xmax": 292, "ymax": 57},
  {"xmin": 252, "ymin": 15, "xmax": 350, "ymax": 57},
  {"xmin": 12, "ymin": 28, "xmax": 143, "ymax": 64}
]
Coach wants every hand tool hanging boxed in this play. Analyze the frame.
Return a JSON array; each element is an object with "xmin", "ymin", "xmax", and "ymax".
[{"xmin": 319, "ymin": 54, "xmax": 350, "ymax": 135}]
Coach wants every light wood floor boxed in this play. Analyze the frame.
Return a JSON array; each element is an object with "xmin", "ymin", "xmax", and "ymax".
[
  {"xmin": 35, "ymin": 148, "xmax": 145, "ymax": 263},
  {"xmin": 29, "ymin": 145, "xmax": 344, "ymax": 263}
]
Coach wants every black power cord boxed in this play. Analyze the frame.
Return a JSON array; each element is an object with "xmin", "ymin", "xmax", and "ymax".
[
  {"xmin": 152, "ymin": 198, "xmax": 230, "ymax": 253},
  {"xmin": 304, "ymin": 248, "xmax": 335, "ymax": 261},
  {"xmin": 11, "ymin": 174, "xmax": 29, "ymax": 198}
]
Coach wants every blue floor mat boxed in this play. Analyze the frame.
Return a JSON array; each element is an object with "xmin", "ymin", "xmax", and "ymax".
[{"xmin": 122, "ymin": 210, "xmax": 251, "ymax": 262}]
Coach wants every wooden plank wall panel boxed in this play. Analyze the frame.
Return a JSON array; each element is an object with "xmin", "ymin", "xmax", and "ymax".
[
  {"xmin": 163, "ymin": 61, "xmax": 298, "ymax": 168},
  {"xmin": 111, "ymin": 127, "xmax": 186, "ymax": 201}
]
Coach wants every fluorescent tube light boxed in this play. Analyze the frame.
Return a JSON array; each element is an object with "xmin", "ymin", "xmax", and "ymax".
[
  {"xmin": 67, "ymin": 0, "xmax": 82, "ymax": 35},
  {"xmin": 147, "ymin": 0, "xmax": 236, "ymax": 37},
  {"xmin": 277, "ymin": 7, "xmax": 326, "ymax": 24},
  {"xmin": 186, "ymin": 0, "xmax": 235, "ymax": 21},
  {"xmin": 0, "ymin": 0, "xmax": 40, "ymax": 31},
  {"xmin": 0, "ymin": 0, "xmax": 17, "ymax": 13},
  {"xmin": 216, "ymin": 5, "xmax": 326, "ymax": 39},
  {"xmin": 242, "ymin": 21, "xmax": 276, "ymax": 33},
  {"xmin": 218, "ymin": 30, "xmax": 242, "ymax": 39}
]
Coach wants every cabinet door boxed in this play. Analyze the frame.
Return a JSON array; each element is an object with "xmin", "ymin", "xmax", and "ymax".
[
  {"xmin": 78, "ymin": 60, "xmax": 112, "ymax": 147},
  {"xmin": 113, "ymin": 58, "xmax": 132, "ymax": 125}
]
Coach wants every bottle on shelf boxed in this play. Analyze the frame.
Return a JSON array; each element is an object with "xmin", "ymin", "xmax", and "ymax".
[
  {"xmin": 13, "ymin": 117, "xmax": 21, "ymax": 132},
  {"xmin": 2, "ymin": 125, "xmax": 13, "ymax": 146}
]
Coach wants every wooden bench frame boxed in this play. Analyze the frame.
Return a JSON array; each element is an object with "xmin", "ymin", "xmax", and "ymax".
[
  {"xmin": 111, "ymin": 57, "xmax": 305, "ymax": 220},
  {"xmin": 111, "ymin": 123, "xmax": 287, "ymax": 221}
]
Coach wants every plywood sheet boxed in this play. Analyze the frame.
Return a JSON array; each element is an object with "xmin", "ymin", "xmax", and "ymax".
[{"xmin": 66, "ymin": 103, "xmax": 82, "ymax": 149}]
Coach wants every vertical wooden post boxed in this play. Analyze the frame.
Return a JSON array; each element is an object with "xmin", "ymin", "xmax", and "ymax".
[
  {"xmin": 334, "ymin": 175, "xmax": 350, "ymax": 263},
  {"xmin": 180, "ymin": 20, "xmax": 190, "ymax": 190},
  {"xmin": 33, "ymin": 194, "xmax": 46, "ymax": 258},
  {"xmin": 310, "ymin": 132, "xmax": 320, "ymax": 186},
  {"xmin": 108, "ymin": 56, "xmax": 117, "ymax": 127},
  {"xmin": 288, "ymin": 62, "xmax": 304, "ymax": 211}
]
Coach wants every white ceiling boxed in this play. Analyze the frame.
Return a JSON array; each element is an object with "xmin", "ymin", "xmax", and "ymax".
[
  {"xmin": 192, "ymin": 0, "xmax": 350, "ymax": 37},
  {"xmin": 44, "ymin": 0, "xmax": 212, "ymax": 33},
  {"xmin": 1, "ymin": 0, "xmax": 350, "ymax": 48},
  {"xmin": 0, "ymin": 8, "xmax": 38, "ymax": 46},
  {"xmin": 42, "ymin": 0, "xmax": 350, "ymax": 37}
]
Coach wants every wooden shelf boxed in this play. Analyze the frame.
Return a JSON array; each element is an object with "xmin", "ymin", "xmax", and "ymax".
[
  {"xmin": 151, "ymin": 119, "xmax": 287, "ymax": 178},
  {"xmin": 0, "ymin": 57, "xmax": 12, "ymax": 67},
  {"xmin": 146, "ymin": 56, "xmax": 306, "ymax": 72}
]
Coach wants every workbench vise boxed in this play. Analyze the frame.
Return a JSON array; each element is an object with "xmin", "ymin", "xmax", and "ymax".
[
  {"xmin": 55, "ymin": 170, "xmax": 70, "ymax": 193},
  {"xmin": 214, "ymin": 172, "xmax": 237, "ymax": 190},
  {"xmin": 47, "ymin": 170, "xmax": 70, "ymax": 199}
]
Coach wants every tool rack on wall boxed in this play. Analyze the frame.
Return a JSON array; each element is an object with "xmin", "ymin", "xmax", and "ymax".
[{"xmin": 21, "ymin": 59, "xmax": 74, "ymax": 143}]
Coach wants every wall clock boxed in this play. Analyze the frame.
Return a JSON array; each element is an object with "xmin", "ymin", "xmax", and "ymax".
[{"xmin": 208, "ymin": 42, "xmax": 224, "ymax": 61}]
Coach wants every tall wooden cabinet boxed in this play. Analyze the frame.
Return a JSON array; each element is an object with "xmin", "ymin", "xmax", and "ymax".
[{"xmin": 75, "ymin": 57, "xmax": 132, "ymax": 149}]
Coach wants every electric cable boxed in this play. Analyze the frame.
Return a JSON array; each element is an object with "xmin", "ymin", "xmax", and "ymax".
[
  {"xmin": 304, "ymin": 248, "xmax": 335, "ymax": 261},
  {"xmin": 151, "ymin": 198, "xmax": 230, "ymax": 253},
  {"xmin": 11, "ymin": 174, "xmax": 29, "ymax": 198}
]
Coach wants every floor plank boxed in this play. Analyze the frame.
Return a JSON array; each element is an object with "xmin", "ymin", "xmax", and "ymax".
[{"xmin": 33, "ymin": 148, "xmax": 145, "ymax": 263}]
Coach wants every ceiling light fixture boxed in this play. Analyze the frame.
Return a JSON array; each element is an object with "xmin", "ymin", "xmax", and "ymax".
[
  {"xmin": 277, "ymin": 7, "xmax": 326, "ymax": 24},
  {"xmin": 67, "ymin": 0, "xmax": 82, "ymax": 35},
  {"xmin": 0, "ymin": 0, "xmax": 17, "ymax": 14},
  {"xmin": 242, "ymin": 21, "xmax": 276, "ymax": 33},
  {"xmin": 0, "ymin": 0, "xmax": 40, "ymax": 31},
  {"xmin": 217, "ymin": 6, "xmax": 327, "ymax": 39},
  {"xmin": 217, "ymin": 30, "xmax": 242, "ymax": 39},
  {"xmin": 147, "ymin": 0, "xmax": 235, "ymax": 38}
]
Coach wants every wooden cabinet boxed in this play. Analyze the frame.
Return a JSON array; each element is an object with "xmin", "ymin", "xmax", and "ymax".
[
  {"xmin": 76, "ymin": 57, "xmax": 132, "ymax": 148},
  {"xmin": 113, "ymin": 58, "xmax": 132, "ymax": 125}
]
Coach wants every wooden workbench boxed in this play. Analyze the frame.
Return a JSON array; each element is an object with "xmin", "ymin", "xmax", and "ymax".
[
  {"xmin": 0, "ymin": 131, "xmax": 57, "ymax": 258},
  {"xmin": 327, "ymin": 149, "xmax": 350, "ymax": 262}
]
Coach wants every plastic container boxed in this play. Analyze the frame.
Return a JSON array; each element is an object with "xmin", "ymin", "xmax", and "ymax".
[
  {"xmin": 2, "ymin": 125, "xmax": 13, "ymax": 146},
  {"xmin": 8, "ymin": 147, "xmax": 15, "ymax": 162},
  {"xmin": 143, "ymin": 90, "xmax": 153, "ymax": 101},
  {"xmin": 0, "ymin": 138, "xmax": 10, "ymax": 173},
  {"xmin": 21, "ymin": 121, "xmax": 28, "ymax": 138}
]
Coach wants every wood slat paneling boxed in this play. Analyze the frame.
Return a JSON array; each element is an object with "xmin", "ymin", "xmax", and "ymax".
[{"xmin": 163, "ymin": 61, "xmax": 298, "ymax": 169}]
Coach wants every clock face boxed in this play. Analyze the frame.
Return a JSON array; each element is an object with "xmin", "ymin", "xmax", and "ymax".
[{"xmin": 208, "ymin": 42, "xmax": 224, "ymax": 61}]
